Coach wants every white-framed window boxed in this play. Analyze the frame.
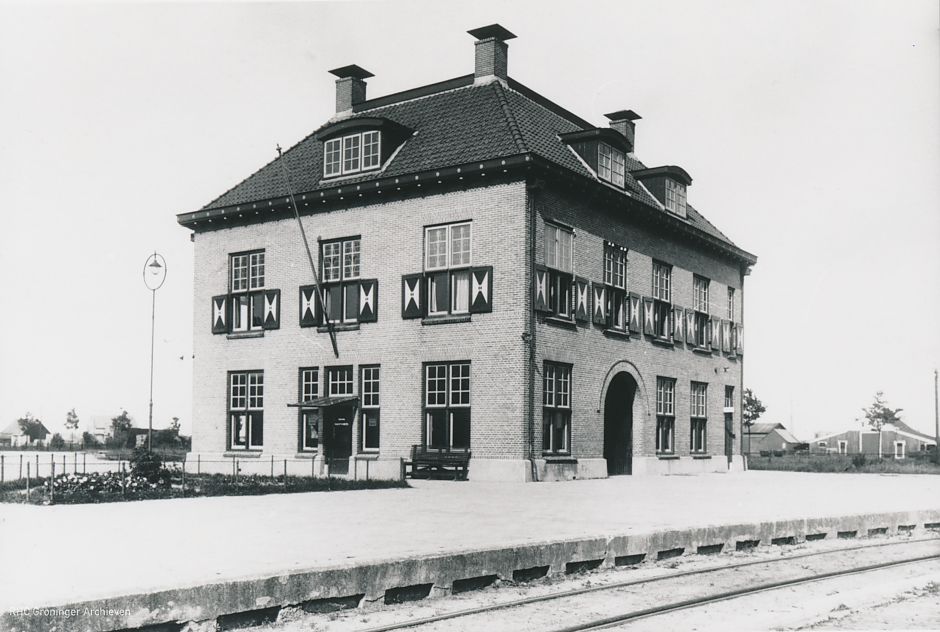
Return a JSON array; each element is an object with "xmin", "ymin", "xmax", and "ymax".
[
  {"xmin": 327, "ymin": 366, "xmax": 354, "ymax": 396},
  {"xmin": 425, "ymin": 222, "xmax": 472, "ymax": 317},
  {"xmin": 360, "ymin": 365, "xmax": 380, "ymax": 451},
  {"xmin": 545, "ymin": 222, "xmax": 574, "ymax": 319},
  {"xmin": 691, "ymin": 382, "xmax": 707, "ymax": 453},
  {"xmin": 656, "ymin": 377, "xmax": 676, "ymax": 453},
  {"xmin": 323, "ymin": 131, "xmax": 383, "ymax": 178},
  {"xmin": 665, "ymin": 178, "xmax": 687, "ymax": 215},
  {"xmin": 320, "ymin": 237, "xmax": 361, "ymax": 324},
  {"xmin": 543, "ymin": 363, "xmax": 571, "ymax": 454},
  {"xmin": 894, "ymin": 441, "xmax": 905, "ymax": 459},
  {"xmin": 652, "ymin": 261, "xmax": 672, "ymax": 338},
  {"xmin": 694, "ymin": 275, "xmax": 710, "ymax": 347},
  {"xmin": 838, "ymin": 440, "xmax": 848, "ymax": 455},
  {"xmin": 728, "ymin": 287, "xmax": 736, "ymax": 321},
  {"xmin": 230, "ymin": 250, "xmax": 266, "ymax": 332},
  {"xmin": 604, "ymin": 243, "xmax": 626, "ymax": 289},
  {"xmin": 425, "ymin": 362, "xmax": 471, "ymax": 450},
  {"xmin": 230, "ymin": 371, "xmax": 263, "ymax": 449},
  {"xmin": 300, "ymin": 367, "xmax": 319, "ymax": 451},
  {"xmin": 597, "ymin": 143, "xmax": 625, "ymax": 187}
]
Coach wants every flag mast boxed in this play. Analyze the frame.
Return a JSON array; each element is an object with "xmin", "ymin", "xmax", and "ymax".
[{"xmin": 276, "ymin": 144, "xmax": 339, "ymax": 358}]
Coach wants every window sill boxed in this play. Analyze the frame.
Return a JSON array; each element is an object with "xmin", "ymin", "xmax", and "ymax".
[
  {"xmin": 355, "ymin": 452, "xmax": 380, "ymax": 460},
  {"xmin": 224, "ymin": 451, "xmax": 262, "ymax": 458},
  {"xmin": 317, "ymin": 323, "xmax": 360, "ymax": 333},
  {"xmin": 227, "ymin": 331, "xmax": 264, "ymax": 340},
  {"xmin": 542, "ymin": 455, "xmax": 577, "ymax": 464},
  {"xmin": 656, "ymin": 453, "xmax": 680, "ymax": 460},
  {"xmin": 604, "ymin": 328, "xmax": 630, "ymax": 339},
  {"xmin": 545, "ymin": 316, "xmax": 577, "ymax": 329},
  {"xmin": 422, "ymin": 314, "xmax": 471, "ymax": 325},
  {"xmin": 650, "ymin": 336, "xmax": 674, "ymax": 348},
  {"xmin": 692, "ymin": 454, "xmax": 712, "ymax": 460},
  {"xmin": 691, "ymin": 346, "xmax": 713, "ymax": 356},
  {"xmin": 295, "ymin": 452, "xmax": 319, "ymax": 459}
]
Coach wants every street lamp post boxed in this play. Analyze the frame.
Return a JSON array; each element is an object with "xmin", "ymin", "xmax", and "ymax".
[{"xmin": 143, "ymin": 252, "xmax": 167, "ymax": 453}]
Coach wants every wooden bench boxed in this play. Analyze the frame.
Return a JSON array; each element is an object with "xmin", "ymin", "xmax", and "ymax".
[{"xmin": 404, "ymin": 445, "xmax": 471, "ymax": 481}]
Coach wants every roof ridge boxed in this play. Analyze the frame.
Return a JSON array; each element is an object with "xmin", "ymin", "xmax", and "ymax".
[{"xmin": 491, "ymin": 81, "xmax": 527, "ymax": 154}]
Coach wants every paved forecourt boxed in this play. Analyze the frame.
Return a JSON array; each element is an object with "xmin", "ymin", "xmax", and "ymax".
[{"xmin": 1, "ymin": 471, "xmax": 939, "ymax": 629}]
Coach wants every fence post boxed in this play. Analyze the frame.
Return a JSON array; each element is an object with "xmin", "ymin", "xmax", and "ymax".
[
  {"xmin": 121, "ymin": 463, "xmax": 126, "ymax": 498},
  {"xmin": 197, "ymin": 454, "xmax": 201, "ymax": 475},
  {"xmin": 366, "ymin": 458, "xmax": 370, "ymax": 482},
  {"xmin": 283, "ymin": 459, "xmax": 287, "ymax": 489},
  {"xmin": 327, "ymin": 458, "xmax": 332, "ymax": 491},
  {"xmin": 19, "ymin": 454, "xmax": 23, "ymax": 480},
  {"xmin": 231, "ymin": 456, "xmax": 236, "ymax": 480},
  {"xmin": 1, "ymin": 454, "xmax": 4, "ymax": 484},
  {"xmin": 83, "ymin": 453, "xmax": 86, "ymax": 474},
  {"xmin": 62, "ymin": 454, "xmax": 65, "ymax": 475},
  {"xmin": 311, "ymin": 456, "xmax": 315, "ymax": 479},
  {"xmin": 181, "ymin": 458, "xmax": 186, "ymax": 496},
  {"xmin": 271, "ymin": 455, "xmax": 274, "ymax": 479},
  {"xmin": 35, "ymin": 454, "xmax": 39, "ymax": 478},
  {"xmin": 26, "ymin": 462, "xmax": 30, "ymax": 501},
  {"xmin": 50, "ymin": 458, "xmax": 55, "ymax": 504}
]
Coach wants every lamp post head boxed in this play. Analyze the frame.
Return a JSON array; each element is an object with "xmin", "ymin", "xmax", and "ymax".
[{"xmin": 143, "ymin": 252, "xmax": 167, "ymax": 290}]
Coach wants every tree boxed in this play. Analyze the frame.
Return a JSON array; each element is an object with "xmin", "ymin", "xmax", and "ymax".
[
  {"xmin": 82, "ymin": 431, "xmax": 99, "ymax": 448},
  {"xmin": 109, "ymin": 410, "xmax": 133, "ymax": 448},
  {"xmin": 862, "ymin": 392, "xmax": 902, "ymax": 432},
  {"xmin": 49, "ymin": 433, "xmax": 65, "ymax": 449},
  {"xmin": 64, "ymin": 408, "xmax": 79, "ymax": 430},
  {"xmin": 743, "ymin": 389, "xmax": 766, "ymax": 427},
  {"xmin": 169, "ymin": 417, "xmax": 180, "ymax": 433},
  {"xmin": 17, "ymin": 413, "xmax": 47, "ymax": 442}
]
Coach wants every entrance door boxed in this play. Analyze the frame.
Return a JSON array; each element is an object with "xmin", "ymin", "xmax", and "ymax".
[
  {"xmin": 604, "ymin": 372, "xmax": 636, "ymax": 475},
  {"xmin": 724, "ymin": 413, "xmax": 734, "ymax": 466},
  {"xmin": 324, "ymin": 405, "xmax": 353, "ymax": 475}
]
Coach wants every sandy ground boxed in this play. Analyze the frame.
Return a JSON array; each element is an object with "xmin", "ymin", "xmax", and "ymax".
[{"xmin": 1, "ymin": 471, "xmax": 938, "ymax": 611}]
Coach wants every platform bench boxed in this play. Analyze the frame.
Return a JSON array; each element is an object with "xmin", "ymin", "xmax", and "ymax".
[{"xmin": 405, "ymin": 445, "xmax": 471, "ymax": 481}]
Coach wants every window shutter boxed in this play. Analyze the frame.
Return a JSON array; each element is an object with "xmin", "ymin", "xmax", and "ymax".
[
  {"xmin": 722, "ymin": 320, "xmax": 731, "ymax": 353},
  {"xmin": 534, "ymin": 265, "xmax": 550, "ymax": 312},
  {"xmin": 628, "ymin": 293, "xmax": 641, "ymax": 333},
  {"xmin": 299, "ymin": 285, "xmax": 320, "ymax": 327},
  {"xmin": 642, "ymin": 297, "xmax": 654, "ymax": 335},
  {"xmin": 574, "ymin": 277, "xmax": 590, "ymax": 323},
  {"xmin": 672, "ymin": 305, "xmax": 684, "ymax": 343},
  {"xmin": 685, "ymin": 308, "xmax": 695, "ymax": 345},
  {"xmin": 469, "ymin": 266, "xmax": 493, "ymax": 313},
  {"xmin": 709, "ymin": 316, "xmax": 720, "ymax": 351},
  {"xmin": 736, "ymin": 324, "xmax": 744, "ymax": 355},
  {"xmin": 592, "ymin": 283, "xmax": 607, "ymax": 325},
  {"xmin": 401, "ymin": 273, "xmax": 423, "ymax": 319},
  {"xmin": 359, "ymin": 279, "xmax": 378, "ymax": 322},
  {"xmin": 729, "ymin": 323, "xmax": 738, "ymax": 358},
  {"xmin": 262, "ymin": 289, "xmax": 280, "ymax": 330},
  {"xmin": 211, "ymin": 295, "xmax": 228, "ymax": 334}
]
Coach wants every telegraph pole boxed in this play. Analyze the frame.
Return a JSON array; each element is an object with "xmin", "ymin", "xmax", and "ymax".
[{"xmin": 934, "ymin": 369, "xmax": 938, "ymax": 465}]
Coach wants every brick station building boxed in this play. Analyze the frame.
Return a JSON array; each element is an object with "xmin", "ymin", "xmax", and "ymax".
[{"xmin": 177, "ymin": 24, "xmax": 757, "ymax": 482}]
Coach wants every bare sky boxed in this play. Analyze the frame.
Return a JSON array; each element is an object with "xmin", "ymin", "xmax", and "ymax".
[{"xmin": 0, "ymin": 0, "xmax": 937, "ymax": 439}]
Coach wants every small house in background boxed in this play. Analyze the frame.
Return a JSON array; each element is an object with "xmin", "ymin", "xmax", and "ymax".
[
  {"xmin": 811, "ymin": 421, "xmax": 937, "ymax": 459},
  {"xmin": 744, "ymin": 422, "xmax": 805, "ymax": 455},
  {"xmin": 88, "ymin": 415, "xmax": 114, "ymax": 445},
  {"xmin": 0, "ymin": 420, "xmax": 52, "ymax": 447}
]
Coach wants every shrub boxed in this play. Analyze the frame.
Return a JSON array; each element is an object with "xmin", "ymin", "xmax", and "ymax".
[
  {"xmin": 851, "ymin": 454, "xmax": 867, "ymax": 469},
  {"xmin": 49, "ymin": 433, "xmax": 65, "ymax": 449},
  {"xmin": 130, "ymin": 447, "xmax": 171, "ymax": 485}
]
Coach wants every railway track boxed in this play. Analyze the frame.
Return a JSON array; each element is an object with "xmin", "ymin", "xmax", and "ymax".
[{"xmin": 354, "ymin": 536, "xmax": 940, "ymax": 632}]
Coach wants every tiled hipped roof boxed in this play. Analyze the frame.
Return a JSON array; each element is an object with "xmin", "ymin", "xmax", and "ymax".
[{"xmin": 193, "ymin": 76, "xmax": 742, "ymax": 253}]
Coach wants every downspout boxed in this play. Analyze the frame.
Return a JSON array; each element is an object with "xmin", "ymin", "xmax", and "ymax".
[
  {"xmin": 526, "ymin": 178, "xmax": 539, "ymax": 482},
  {"xmin": 739, "ymin": 265, "xmax": 747, "ymax": 471}
]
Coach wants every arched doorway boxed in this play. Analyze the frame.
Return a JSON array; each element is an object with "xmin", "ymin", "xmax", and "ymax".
[{"xmin": 604, "ymin": 372, "xmax": 636, "ymax": 475}]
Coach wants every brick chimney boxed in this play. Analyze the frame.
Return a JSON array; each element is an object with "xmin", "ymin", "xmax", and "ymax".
[
  {"xmin": 605, "ymin": 110, "xmax": 642, "ymax": 153},
  {"xmin": 467, "ymin": 24, "xmax": 517, "ymax": 83},
  {"xmin": 329, "ymin": 64, "xmax": 374, "ymax": 113}
]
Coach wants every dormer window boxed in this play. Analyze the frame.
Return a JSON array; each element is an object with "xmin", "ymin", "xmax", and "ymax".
[
  {"xmin": 597, "ymin": 143, "xmax": 625, "ymax": 187},
  {"xmin": 324, "ymin": 130, "xmax": 382, "ymax": 177},
  {"xmin": 664, "ymin": 178, "xmax": 687, "ymax": 215}
]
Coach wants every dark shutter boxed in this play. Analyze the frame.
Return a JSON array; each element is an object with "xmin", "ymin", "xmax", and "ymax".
[
  {"xmin": 642, "ymin": 297, "xmax": 654, "ymax": 335},
  {"xmin": 262, "ymin": 289, "xmax": 280, "ymax": 330},
  {"xmin": 592, "ymin": 283, "xmax": 607, "ymax": 325},
  {"xmin": 574, "ymin": 277, "xmax": 590, "ymax": 322},
  {"xmin": 299, "ymin": 285, "xmax": 319, "ymax": 327},
  {"xmin": 211, "ymin": 295, "xmax": 228, "ymax": 334},
  {"xmin": 628, "ymin": 293, "xmax": 641, "ymax": 333},
  {"xmin": 401, "ymin": 273, "xmax": 423, "ymax": 319},
  {"xmin": 534, "ymin": 265, "xmax": 550, "ymax": 312},
  {"xmin": 469, "ymin": 266, "xmax": 493, "ymax": 313},
  {"xmin": 672, "ymin": 305, "xmax": 684, "ymax": 343},
  {"xmin": 359, "ymin": 279, "xmax": 378, "ymax": 322}
]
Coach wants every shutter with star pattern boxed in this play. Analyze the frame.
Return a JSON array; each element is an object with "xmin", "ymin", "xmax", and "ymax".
[
  {"xmin": 574, "ymin": 277, "xmax": 590, "ymax": 323},
  {"xmin": 401, "ymin": 273, "xmax": 424, "ymax": 319},
  {"xmin": 672, "ymin": 305, "xmax": 685, "ymax": 343},
  {"xmin": 685, "ymin": 308, "xmax": 695, "ymax": 345},
  {"xmin": 592, "ymin": 283, "xmax": 607, "ymax": 325},
  {"xmin": 722, "ymin": 320, "xmax": 732, "ymax": 353},
  {"xmin": 709, "ymin": 316, "xmax": 720, "ymax": 351},
  {"xmin": 359, "ymin": 279, "xmax": 378, "ymax": 322},
  {"xmin": 534, "ymin": 265, "xmax": 550, "ymax": 313},
  {"xmin": 299, "ymin": 285, "xmax": 321, "ymax": 327},
  {"xmin": 211, "ymin": 295, "xmax": 228, "ymax": 334},
  {"xmin": 642, "ymin": 297, "xmax": 654, "ymax": 335},
  {"xmin": 628, "ymin": 293, "xmax": 641, "ymax": 333},
  {"xmin": 262, "ymin": 289, "xmax": 280, "ymax": 330},
  {"xmin": 469, "ymin": 266, "xmax": 493, "ymax": 313},
  {"xmin": 736, "ymin": 324, "xmax": 744, "ymax": 355}
]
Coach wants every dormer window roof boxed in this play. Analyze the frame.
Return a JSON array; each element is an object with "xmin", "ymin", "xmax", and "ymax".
[
  {"xmin": 631, "ymin": 165, "xmax": 693, "ymax": 218},
  {"xmin": 559, "ymin": 128, "xmax": 631, "ymax": 189},
  {"xmin": 315, "ymin": 116, "xmax": 413, "ymax": 180}
]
